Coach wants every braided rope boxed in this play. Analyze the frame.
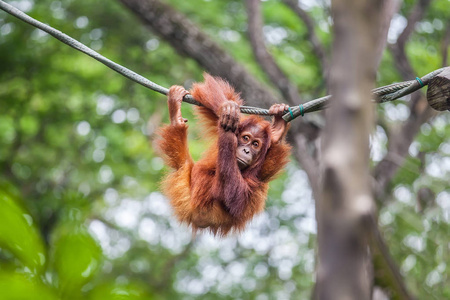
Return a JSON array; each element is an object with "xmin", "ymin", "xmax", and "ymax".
[
  {"xmin": 372, "ymin": 80, "xmax": 415, "ymax": 96},
  {"xmin": 0, "ymin": 1, "xmax": 445, "ymax": 123},
  {"xmin": 282, "ymin": 68, "xmax": 446, "ymax": 121}
]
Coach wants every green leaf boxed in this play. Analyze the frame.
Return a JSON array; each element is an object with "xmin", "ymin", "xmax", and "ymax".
[
  {"xmin": 0, "ymin": 191, "xmax": 46, "ymax": 274},
  {"xmin": 52, "ymin": 226, "xmax": 102, "ymax": 294},
  {"xmin": 0, "ymin": 272, "xmax": 58, "ymax": 300}
]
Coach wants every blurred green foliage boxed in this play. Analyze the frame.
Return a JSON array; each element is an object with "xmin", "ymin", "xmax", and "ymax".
[
  {"xmin": 0, "ymin": 188, "xmax": 153, "ymax": 300},
  {"xmin": 0, "ymin": 0, "xmax": 449, "ymax": 299}
]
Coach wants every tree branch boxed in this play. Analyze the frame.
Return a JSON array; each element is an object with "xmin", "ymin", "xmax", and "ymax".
[
  {"xmin": 119, "ymin": 0, "xmax": 279, "ymax": 109},
  {"xmin": 292, "ymin": 134, "xmax": 320, "ymax": 199},
  {"xmin": 245, "ymin": 0, "xmax": 302, "ymax": 105},
  {"xmin": 376, "ymin": 0, "xmax": 436, "ymax": 200},
  {"xmin": 371, "ymin": 3, "xmax": 437, "ymax": 294},
  {"xmin": 374, "ymin": 0, "xmax": 402, "ymax": 68},
  {"xmin": 397, "ymin": 0, "xmax": 433, "ymax": 49},
  {"xmin": 390, "ymin": 0, "xmax": 432, "ymax": 78},
  {"xmin": 374, "ymin": 97, "xmax": 436, "ymax": 200},
  {"xmin": 281, "ymin": 0, "xmax": 330, "ymax": 83},
  {"xmin": 442, "ymin": 23, "xmax": 450, "ymax": 67},
  {"xmin": 366, "ymin": 216, "xmax": 416, "ymax": 300},
  {"xmin": 155, "ymin": 241, "xmax": 195, "ymax": 290}
]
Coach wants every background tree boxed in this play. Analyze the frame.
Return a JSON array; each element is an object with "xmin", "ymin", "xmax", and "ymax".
[
  {"xmin": 315, "ymin": 0, "xmax": 383, "ymax": 298},
  {"xmin": 0, "ymin": 0, "xmax": 448, "ymax": 299}
]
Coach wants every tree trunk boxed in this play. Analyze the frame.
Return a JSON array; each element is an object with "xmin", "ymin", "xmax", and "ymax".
[{"xmin": 314, "ymin": 0, "xmax": 384, "ymax": 299}]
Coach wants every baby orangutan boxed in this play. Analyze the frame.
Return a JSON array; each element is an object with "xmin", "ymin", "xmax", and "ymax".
[{"xmin": 155, "ymin": 74, "xmax": 291, "ymax": 236}]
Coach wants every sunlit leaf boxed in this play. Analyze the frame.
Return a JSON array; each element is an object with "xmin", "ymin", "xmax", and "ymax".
[
  {"xmin": 0, "ymin": 191, "xmax": 46, "ymax": 274},
  {"xmin": 52, "ymin": 225, "xmax": 102, "ymax": 294},
  {"xmin": 0, "ymin": 272, "xmax": 58, "ymax": 300}
]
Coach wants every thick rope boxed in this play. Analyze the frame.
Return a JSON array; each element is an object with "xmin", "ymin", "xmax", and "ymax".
[{"xmin": 0, "ymin": 1, "xmax": 445, "ymax": 122}]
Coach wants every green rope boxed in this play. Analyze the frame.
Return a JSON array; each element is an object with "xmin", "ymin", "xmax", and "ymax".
[
  {"xmin": 288, "ymin": 107, "xmax": 295, "ymax": 119},
  {"xmin": 416, "ymin": 77, "xmax": 424, "ymax": 87}
]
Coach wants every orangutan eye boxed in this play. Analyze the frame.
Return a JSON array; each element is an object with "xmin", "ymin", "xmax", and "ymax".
[
  {"xmin": 252, "ymin": 141, "xmax": 259, "ymax": 148},
  {"xmin": 242, "ymin": 135, "xmax": 250, "ymax": 141}
]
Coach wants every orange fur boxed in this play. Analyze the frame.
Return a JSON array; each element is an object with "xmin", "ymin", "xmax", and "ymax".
[{"xmin": 155, "ymin": 74, "xmax": 290, "ymax": 236}]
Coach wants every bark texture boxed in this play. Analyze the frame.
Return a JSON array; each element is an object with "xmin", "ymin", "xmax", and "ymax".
[{"xmin": 314, "ymin": 0, "xmax": 384, "ymax": 299}]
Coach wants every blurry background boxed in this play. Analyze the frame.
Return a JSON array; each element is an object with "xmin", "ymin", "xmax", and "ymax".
[{"xmin": 0, "ymin": 0, "xmax": 449, "ymax": 299}]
